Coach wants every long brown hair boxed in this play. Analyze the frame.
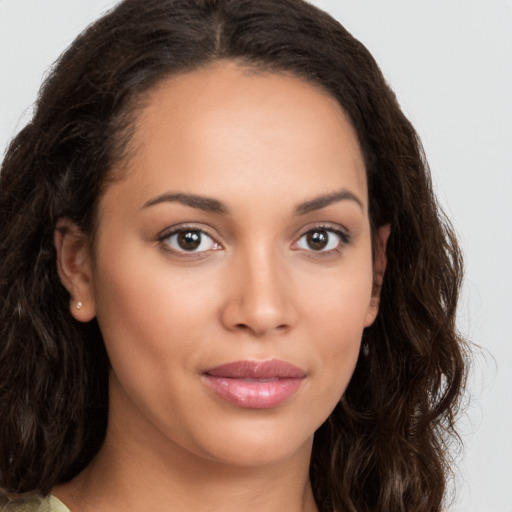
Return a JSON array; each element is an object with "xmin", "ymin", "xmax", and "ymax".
[{"xmin": 0, "ymin": 1, "xmax": 467, "ymax": 510}]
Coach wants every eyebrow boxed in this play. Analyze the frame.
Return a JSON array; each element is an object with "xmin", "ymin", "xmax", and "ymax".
[
  {"xmin": 142, "ymin": 188, "xmax": 364, "ymax": 215},
  {"xmin": 142, "ymin": 192, "xmax": 229, "ymax": 214},
  {"xmin": 294, "ymin": 189, "xmax": 364, "ymax": 215}
]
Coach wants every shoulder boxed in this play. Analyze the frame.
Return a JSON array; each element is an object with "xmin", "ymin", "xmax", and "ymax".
[{"xmin": 1, "ymin": 495, "xmax": 70, "ymax": 512}]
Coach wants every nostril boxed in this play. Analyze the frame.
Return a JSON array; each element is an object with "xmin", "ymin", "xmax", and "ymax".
[
  {"xmin": 220, "ymin": 289, "xmax": 298, "ymax": 336},
  {"xmin": 232, "ymin": 322, "xmax": 289, "ymax": 336}
]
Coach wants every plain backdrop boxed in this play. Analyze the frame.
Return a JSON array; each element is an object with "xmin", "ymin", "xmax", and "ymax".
[{"xmin": 1, "ymin": 1, "xmax": 511, "ymax": 511}]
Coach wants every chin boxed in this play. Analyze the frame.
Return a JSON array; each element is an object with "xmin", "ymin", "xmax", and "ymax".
[
  {"xmin": 179, "ymin": 412, "xmax": 318, "ymax": 469},
  {"xmin": 207, "ymin": 436, "xmax": 314, "ymax": 469}
]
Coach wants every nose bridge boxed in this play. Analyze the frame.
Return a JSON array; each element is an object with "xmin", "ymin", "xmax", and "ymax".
[{"xmin": 222, "ymin": 239, "xmax": 296, "ymax": 336}]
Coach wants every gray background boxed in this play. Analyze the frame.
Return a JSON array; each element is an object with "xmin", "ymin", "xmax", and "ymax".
[{"xmin": 1, "ymin": 1, "xmax": 511, "ymax": 510}]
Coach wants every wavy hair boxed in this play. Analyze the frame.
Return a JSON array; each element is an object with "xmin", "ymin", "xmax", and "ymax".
[{"xmin": 0, "ymin": 0, "xmax": 466, "ymax": 510}]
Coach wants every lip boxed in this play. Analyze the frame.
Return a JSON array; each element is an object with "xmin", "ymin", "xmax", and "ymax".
[{"xmin": 202, "ymin": 360, "xmax": 307, "ymax": 409}]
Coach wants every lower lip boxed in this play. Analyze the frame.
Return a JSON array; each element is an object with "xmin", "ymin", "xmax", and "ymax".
[{"xmin": 203, "ymin": 376, "xmax": 304, "ymax": 409}]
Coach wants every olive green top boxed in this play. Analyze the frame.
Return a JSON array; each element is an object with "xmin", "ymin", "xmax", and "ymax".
[{"xmin": 1, "ymin": 495, "xmax": 70, "ymax": 512}]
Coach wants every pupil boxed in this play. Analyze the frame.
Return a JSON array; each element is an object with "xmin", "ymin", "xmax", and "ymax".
[
  {"xmin": 307, "ymin": 230, "xmax": 328, "ymax": 250},
  {"xmin": 178, "ymin": 231, "xmax": 201, "ymax": 250}
]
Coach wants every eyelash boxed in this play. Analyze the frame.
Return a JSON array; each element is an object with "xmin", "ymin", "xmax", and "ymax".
[
  {"xmin": 294, "ymin": 224, "xmax": 351, "ymax": 255},
  {"xmin": 157, "ymin": 223, "xmax": 351, "ymax": 257},
  {"xmin": 158, "ymin": 224, "xmax": 221, "ymax": 257}
]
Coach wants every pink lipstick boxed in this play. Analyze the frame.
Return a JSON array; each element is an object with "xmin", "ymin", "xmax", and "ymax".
[{"xmin": 203, "ymin": 360, "xmax": 306, "ymax": 409}]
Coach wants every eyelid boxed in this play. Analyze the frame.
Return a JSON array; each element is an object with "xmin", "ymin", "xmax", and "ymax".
[
  {"xmin": 155, "ymin": 222, "xmax": 351, "ymax": 256},
  {"xmin": 157, "ymin": 223, "xmax": 223, "ymax": 256},
  {"xmin": 292, "ymin": 223, "xmax": 352, "ymax": 252}
]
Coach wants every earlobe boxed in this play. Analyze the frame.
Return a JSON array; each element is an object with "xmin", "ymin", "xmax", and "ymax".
[
  {"xmin": 364, "ymin": 224, "xmax": 391, "ymax": 326},
  {"xmin": 54, "ymin": 218, "xmax": 96, "ymax": 322}
]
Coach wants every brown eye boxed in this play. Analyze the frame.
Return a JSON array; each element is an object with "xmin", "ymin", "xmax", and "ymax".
[
  {"xmin": 306, "ymin": 230, "xmax": 329, "ymax": 250},
  {"xmin": 177, "ymin": 231, "xmax": 202, "ymax": 251},
  {"xmin": 162, "ymin": 229, "xmax": 220, "ymax": 253},
  {"xmin": 295, "ymin": 227, "xmax": 348, "ymax": 253}
]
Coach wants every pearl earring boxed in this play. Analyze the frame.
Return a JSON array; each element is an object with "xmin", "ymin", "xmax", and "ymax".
[{"xmin": 75, "ymin": 301, "xmax": 83, "ymax": 310}]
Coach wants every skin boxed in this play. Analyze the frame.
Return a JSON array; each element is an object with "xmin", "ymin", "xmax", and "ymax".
[{"xmin": 54, "ymin": 61, "xmax": 389, "ymax": 512}]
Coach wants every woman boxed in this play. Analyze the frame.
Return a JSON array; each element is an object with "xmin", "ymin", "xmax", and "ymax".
[{"xmin": 0, "ymin": 0, "xmax": 466, "ymax": 511}]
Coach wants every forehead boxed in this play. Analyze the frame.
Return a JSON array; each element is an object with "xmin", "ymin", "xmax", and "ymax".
[{"xmin": 107, "ymin": 61, "xmax": 367, "ymax": 212}]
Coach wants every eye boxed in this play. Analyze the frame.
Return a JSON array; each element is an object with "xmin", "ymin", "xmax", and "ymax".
[
  {"xmin": 161, "ymin": 229, "xmax": 221, "ymax": 253},
  {"xmin": 295, "ymin": 228, "xmax": 348, "ymax": 252}
]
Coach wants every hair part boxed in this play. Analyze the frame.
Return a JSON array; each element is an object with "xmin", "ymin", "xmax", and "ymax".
[{"xmin": 0, "ymin": 1, "xmax": 467, "ymax": 510}]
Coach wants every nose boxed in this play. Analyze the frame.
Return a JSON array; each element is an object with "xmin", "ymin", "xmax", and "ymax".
[{"xmin": 220, "ymin": 245, "xmax": 298, "ymax": 337}]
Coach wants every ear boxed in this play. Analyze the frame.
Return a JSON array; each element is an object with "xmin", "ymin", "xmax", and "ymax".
[
  {"xmin": 364, "ymin": 224, "xmax": 391, "ymax": 327},
  {"xmin": 54, "ymin": 218, "xmax": 96, "ymax": 322}
]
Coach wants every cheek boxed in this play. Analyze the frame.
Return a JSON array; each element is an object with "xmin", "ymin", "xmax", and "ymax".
[
  {"xmin": 90, "ymin": 256, "xmax": 222, "ymax": 434},
  {"xmin": 301, "ymin": 252, "xmax": 374, "ymax": 333},
  {"xmin": 312, "ymin": 292, "xmax": 366, "ymax": 377},
  {"xmin": 91, "ymin": 250, "xmax": 219, "ymax": 375},
  {"xmin": 300, "ymin": 256, "xmax": 374, "ymax": 394}
]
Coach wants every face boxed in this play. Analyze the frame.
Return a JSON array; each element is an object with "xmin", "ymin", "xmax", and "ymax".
[{"xmin": 58, "ymin": 61, "xmax": 387, "ymax": 468}]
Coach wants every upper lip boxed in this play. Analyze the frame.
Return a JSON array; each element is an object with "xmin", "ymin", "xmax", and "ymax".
[{"xmin": 204, "ymin": 359, "xmax": 307, "ymax": 379}]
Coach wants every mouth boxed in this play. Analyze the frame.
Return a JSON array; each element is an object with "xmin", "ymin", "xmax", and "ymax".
[{"xmin": 202, "ymin": 360, "xmax": 307, "ymax": 409}]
